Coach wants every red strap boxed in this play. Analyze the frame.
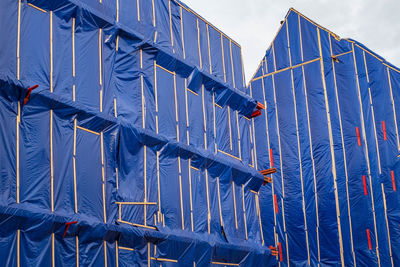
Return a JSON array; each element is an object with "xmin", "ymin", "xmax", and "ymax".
[
  {"xmin": 278, "ymin": 242, "xmax": 283, "ymax": 262},
  {"xmin": 382, "ymin": 121, "xmax": 387, "ymax": 141},
  {"xmin": 274, "ymin": 194, "xmax": 279, "ymax": 213},
  {"xmin": 366, "ymin": 229, "xmax": 372, "ymax": 250},
  {"xmin": 63, "ymin": 221, "xmax": 78, "ymax": 237},
  {"xmin": 356, "ymin": 127, "xmax": 361, "ymax": 146},
  {"xmin": 23, "ymin": 85, "xmax": 39, "ymax": 105},
  {"xmin": 270, "ymin": 148, "xmax": 273, "ymax": 167},
  {"xmin": 363, "ymin": 175, "xmax": 368, "ymax": 195},
  {"xmin": 391, "ymin": 170, "xmax": 396, "ymax": 192}
]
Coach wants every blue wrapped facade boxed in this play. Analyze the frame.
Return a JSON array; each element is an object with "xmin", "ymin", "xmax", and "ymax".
[
  {"xmin": 250, "ymin": 8, "xmax": 400, "ymax": 267},
  {"xmin": 0, "ymin": 0, "xmax": 273, "ymax": 266},
  {"xmin": 1, "ymin": 1, "xmax": 400, "ymax": 266}
]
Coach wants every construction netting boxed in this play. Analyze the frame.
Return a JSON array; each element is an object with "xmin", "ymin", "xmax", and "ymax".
[
  {"xmin": 2, "ymin": 0, "xmax": 399, "ymax": 266},
  {"xmin": 250, "ymin": 8, "xmax": 400, "ymax": 267},
  {"xmin": 0, "ymin": 0, "xmax": 276, "ymax": 266}
]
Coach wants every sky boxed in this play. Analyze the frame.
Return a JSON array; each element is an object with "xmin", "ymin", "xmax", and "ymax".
[{"xmin": 183, "ymin": 0, "xmax": 400, "ymax": 83}]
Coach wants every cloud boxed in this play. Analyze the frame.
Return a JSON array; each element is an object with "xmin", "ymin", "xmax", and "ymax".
[{"xmin": 183, "ymin": 0, "xmax": 400, "ymax": 83}]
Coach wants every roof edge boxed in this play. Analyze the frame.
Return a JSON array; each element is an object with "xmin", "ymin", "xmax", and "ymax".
[{"xmin": 248, "ymin": 7, "xmax": 400, "ymax": 85}]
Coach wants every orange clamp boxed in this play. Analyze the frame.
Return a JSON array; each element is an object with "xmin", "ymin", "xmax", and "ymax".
[
  {"xmin": 263, "ymin": 176, "xmax": 272, "ymax": 185},
  {"xmin": 260, "ymin": 168, "xmax": 277, "ymax": 176},
  {"xmin": 331, "ymin": 56, "xmax": 339, "ymax": 63},
  {"xmin": 269, "ymin": 246, "xmax": 278, "ymax": 256},
  {"xmin": 256, "ymin": 102, "xmax": 265, "ymax": 110}
]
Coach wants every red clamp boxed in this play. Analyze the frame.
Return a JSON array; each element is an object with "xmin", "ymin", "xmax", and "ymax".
[
  {"xmin": 23, "ymin": 85, "xmax": 39, "ymax": 105},
  {"xmin": 250, "ymin": 110, "xmax": 262, "ymax": 118},
  {"xmin": 63, "ymin": 221, "xmax": 78, "ymax": 237},
  {"xmin": 250, "ymin": 102, "xmax": 265, "ymax": 118}
]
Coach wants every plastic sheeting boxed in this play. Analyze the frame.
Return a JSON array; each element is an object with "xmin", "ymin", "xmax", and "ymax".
[
  {"xmin": 0, "ymin": 0, "xmax": 275, "ymax": 266},
  {"xmin": 250, "ymin": 8, "xmax": 400, "ymax": 267}
]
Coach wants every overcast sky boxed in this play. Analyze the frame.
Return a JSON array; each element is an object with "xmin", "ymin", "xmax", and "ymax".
[{"xmin": 183, "ymin": 0, "xmax": 400, "ymax": 83}]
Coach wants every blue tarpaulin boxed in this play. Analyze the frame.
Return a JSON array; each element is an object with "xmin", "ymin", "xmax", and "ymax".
[
  {"xmin": 0, "ymin": 1, "xmax": 399, "ymax": 266},
  {"xmin": 0, "ymin": 0, "xmax": 275, "ymax": 266},
  {"xmin": 250, "ymin": 8, "xmax": 400, "ymax": 267}
]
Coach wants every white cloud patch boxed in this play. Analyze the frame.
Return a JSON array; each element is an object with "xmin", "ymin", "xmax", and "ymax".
[{"xmin": 183, "ymin": 0, "xmax": 400, "ymax": 83}]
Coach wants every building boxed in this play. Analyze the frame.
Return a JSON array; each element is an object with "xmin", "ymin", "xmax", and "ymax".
[
  {"xmin": 1, "ymin": 1, "xmax": 399, "ymax": 266},
  {"xmin": 250, "ymin": 8, "xmax": 400, "ymax": 267},
  {"xmin": 0, "ymin": 0, "xmax": 272, "ymax": 266}
]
